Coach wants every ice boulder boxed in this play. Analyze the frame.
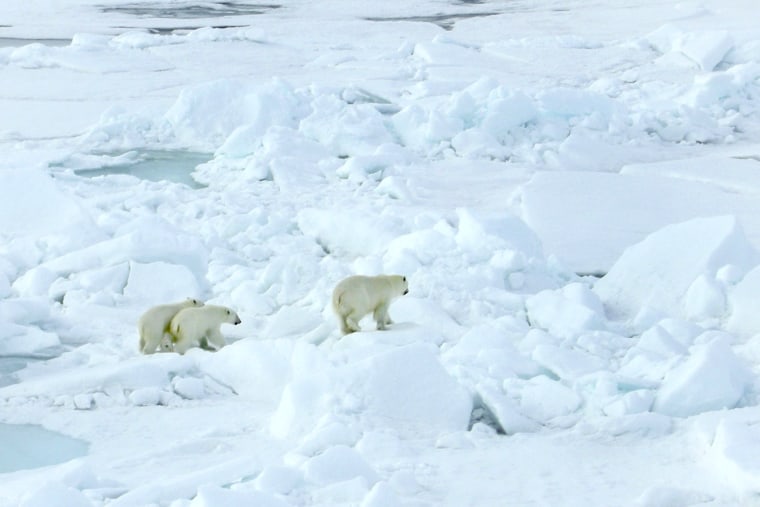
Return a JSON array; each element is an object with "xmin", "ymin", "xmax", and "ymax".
[
  {"xmin": 350, "ymin": 343, "xmax": 472, "ymax": 437},
  {"xmin": 297, "ymin": 208, "xmax": 402, "ymax": 257},
  {"xmin": 0, "ymin": 168, "xmax": 98, "ymax": 246},
  {"xmin": 726, "ymin": 266, "xmax": 760, "ymax": 337},
  {"xmin": 653, "ymin": 338, "xmax": 751, "ymax": 417},
  {"xmin": 707, "ymin": 419, "xmax": 760, "ymax": 495},
  {"xmin": 302, "ymin": 445, "xmax": 378, "ymax": 487},
  {"xmin": 190, "ymin": 485, "xmax": 289, "ymax": 507},
  {"xmin": 123, "ymin": 261, "xmax": 201, "ymax": 305},
  {"xmin": 38, "ymin": 216, "xmax": 209, "ymax": 286},
  {"xmin": 455, "ymin": 208, "xmax": 544, "ymax": 262},
  {"xmin": 19, "ymin": 482, "xmax": 93, "ymax": 507},
  {"xmin": 674, "ymin": 30, "xmax": 734, "ymax": 72},
  {"xmin": 165, "ymin": 78, "xmax": 305, "ymax": 149},
  {"xmin": 526, "ymin": 283, "xmax": 605, "ymax": 339},
  {"xmin": 594, "ymin": 216, "xmax": 757, "ymax": 320}
]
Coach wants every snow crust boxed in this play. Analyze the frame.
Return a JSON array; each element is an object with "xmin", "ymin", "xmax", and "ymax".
[{"xmin": 2, "ymin": 0, "xmax": 760, "ymax": 506}]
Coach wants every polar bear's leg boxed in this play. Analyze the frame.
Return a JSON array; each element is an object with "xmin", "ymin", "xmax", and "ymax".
[
  {"xmin": 337, "ymin": 314, "xmax": 353, "ymax": 335},
  {"xmin": 374, "ymin": 303, "xmax": 392, "ymax": 330},
  {"xmin": 140, "ymin": 329, "xmax": 160, "ymax": 354},
  {"xmin": 205, "ymin": 328, "xmax": 226, "ymax": 350},
  {"xmin": 344, "ymin": 311, "xmax": 362, "ymax": 334},
  {"xmin": 159, "ymin": 332, "xmax": 174, "ymax": 352},
  {"xmin": 173, "ymin": 331, "xmax": 195, "ymax": 355}
]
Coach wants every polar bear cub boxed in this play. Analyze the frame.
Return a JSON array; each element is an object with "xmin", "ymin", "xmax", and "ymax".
[
  {"xmin": 332, "ymin": 274, "xmax": 409, "ymax": 335},
  {"xmin": 138, "ymin": 298, "xmax": 203, "ymax": 354},
  {"xmin": 169, "ymin": 304, "xmax": 241, "ymax": 354}
]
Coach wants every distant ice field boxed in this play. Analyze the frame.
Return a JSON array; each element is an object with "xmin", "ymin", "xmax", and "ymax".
[{"xmin": 2, "ymin": 1, "xmax": 760, "ymax": 506}]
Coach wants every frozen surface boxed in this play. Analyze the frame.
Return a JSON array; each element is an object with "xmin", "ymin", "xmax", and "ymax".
[{"xmin": 2, "ymin": 0, "xmax": 760, "ymax": 506}]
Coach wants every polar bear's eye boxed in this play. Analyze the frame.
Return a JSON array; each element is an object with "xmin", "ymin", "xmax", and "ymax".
[
  {"xmin": 226, "ymin": 310, "xmax": 230, "ymax": 315},
  {"xmin": 402, "ymin": 276, "xmax": 407, "ymax": 282}
]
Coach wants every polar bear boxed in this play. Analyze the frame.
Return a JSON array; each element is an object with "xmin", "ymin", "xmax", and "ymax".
[
  {"xmin": 138, "ymin": 298, "xmax": 203, "ymax": 354},
  {"xmin": 332, "ymin": 274, "xmax": 409, "ymax": 335},
  {"xmin": 169, "ymin": 304, "xmax": 241, "ymax": 354}
]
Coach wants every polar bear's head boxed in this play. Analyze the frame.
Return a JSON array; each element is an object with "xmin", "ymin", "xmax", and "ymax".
[
  {"xmin": 388, "ymin": 275, "xmax": 409, "ymax": 297},
  {"xmin": 220, "ymin": 306, "xmax": 242, "ymax": 325},
  {"xmin": 182, "ymin": 298, "xmax": 204, "ymax": 308}
]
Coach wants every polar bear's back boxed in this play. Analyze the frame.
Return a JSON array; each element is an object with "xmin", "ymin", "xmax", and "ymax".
[
  {"xmin": 169, "ymin": 304, "xmax": 239, "ymax": 336},
  {"xmin": 138, "ymin": 299, "xmax": 200, "ymax": 334}
]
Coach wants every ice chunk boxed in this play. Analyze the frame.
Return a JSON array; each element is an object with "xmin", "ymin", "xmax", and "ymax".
[
  {"xmin": 726, "ymin": 265, "xmax": 760, "ymax": 337},
  {"xmin": 254, "ymin": 465, "xmax": 303, "ymax": 495},
  {"xmin": 202, "ymin": 339, "xmax": 291, "ymax": 401},
  {"xmin": 532, "ymin": 344, "xmax": 606, "ymax": 381},
  {"xmin": 595, "ymin": 216, "xmax": 757, "ymax": 320},
  {"xmin": 0, "ymin": 168, "xmax": 96, "ymax": 242},
  {"xmin": 526, "ymin": 283, "xmax": 605, "ymax": 339},
  {"xmin": 190, "ymin": 485, "xmax": 289, "ymax": 507},
  {"xmin": 505, "ymin": 375, "xmax": 582, "ymax": 422},
  {"xmin": 519, "ymin": 171, "xmax": 760, "ymax": 274},
  {"xmin": 653, "ymin": 338, "xmax": 751, "ymax": 417},
  {"xmin": 123, "ymin": 261, "xmax": 201, "ymax": 306},
  {"xmin": 19, "ymin": 482, "xmax": 93, "ymax": 507},
  {"xmin": 708, "ymin": 419, "xmax": 760, "ymax": 495},
  {"xmin": 302, "ymin": 445, "xmax": 378, "ymax": 486},
  {"xmin": 39, "ymin": 217, "xmax": 208, "ymax": 285},
  {"xmin": 455, "ymin": 208, "xmax": 543, "ymax": 262},
  {"xmin": 361, "ymin": 481, "xmax": 402, "ymax": 507},
  {"xmin": 674, "ymin": 30, "xmax": 734, "ymax": 71},
  {"xmin": 297, "ymin": 208, "xmax": 401, "ymax": 257},
  {"xmin": 351, "ymin": 343, "xmax": 472, "ymax": 436}
]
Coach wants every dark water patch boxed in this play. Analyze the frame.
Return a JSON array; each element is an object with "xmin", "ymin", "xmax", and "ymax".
[
  {"xmin": 0, "ymin": 423, "xmax": 89, "ymax": 473},
  {"xmin": 365, "ymin": 12, "xmax": 499, "ymax": 31},
  {"xmin": 135, "ymin": 25, "xmax": 248, "ymax": 35},
  {"xmin": 101, "ymin": 2, "xmax": 281, "ymax": 19},
  {"xmin": 0, "ymin": 38, "xmax": 71, "ymax": 48},
  {"xmin": 74, "ymin": 150, "xmax": 211, "ymax": 189}
]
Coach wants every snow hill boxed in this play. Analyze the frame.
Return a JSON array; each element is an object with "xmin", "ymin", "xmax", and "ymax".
[{"xmin": 1, "ymin": 0, "xmax": 760, "ymax": 506}]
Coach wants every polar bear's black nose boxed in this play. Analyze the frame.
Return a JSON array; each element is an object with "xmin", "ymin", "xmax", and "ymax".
[
  {"xmin": 403, "ymin": 289, "xmax": 409, "ymax": 295},
  {"xmin": 234, "ymin": 317, "xmax": 242, "ymax": 325}
]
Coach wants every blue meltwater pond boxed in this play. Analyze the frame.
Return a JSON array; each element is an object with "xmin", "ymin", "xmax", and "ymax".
[
  {"xmin": 74, "ymin": 150, "xmax": 211, "ymax": 189},
  {"xmin": 0, "ymin": 423, "xmax": 89, "ymax": 473}
]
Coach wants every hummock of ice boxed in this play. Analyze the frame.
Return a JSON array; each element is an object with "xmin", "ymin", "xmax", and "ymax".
[
  {"xmin": 594, "ymin": 215, "xmax": 758, "ymax": 321},
  {"xmin": 3, "ymin": 1, "xmax": 760, "ymax": 506}
]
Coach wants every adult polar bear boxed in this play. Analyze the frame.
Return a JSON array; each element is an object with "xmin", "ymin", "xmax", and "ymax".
[
  {"xmin": 169, "ymin": 304, "xmax": 241, "ymax": 354},
  {"xmin": 332, "ymin": 274, "xmax": 409, "ymax": 335},
  {"xmin": 138, "ymin": 298, "xmax": 203, "ymax": 354}
]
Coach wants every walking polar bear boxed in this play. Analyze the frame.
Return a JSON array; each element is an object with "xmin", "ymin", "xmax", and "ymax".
[
  {"xmin": 138, "ymin": 298, "xmax": 203, "ymax": 354},
  {"xmin": 332, "ymin": 274, "xmax": 409, "ymax": 335},
  {"xmin": 169, "ymin": 305, "xmax": 241, "ymax": 354}
]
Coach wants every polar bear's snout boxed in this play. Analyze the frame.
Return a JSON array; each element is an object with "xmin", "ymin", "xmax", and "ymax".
[
  {"xmin": 403, "ymin": 288, "xmax": 409, "ymax": 295},
  {"xmin": 233, "ymin": 316, "xmax": 242, "ymax": 325}
]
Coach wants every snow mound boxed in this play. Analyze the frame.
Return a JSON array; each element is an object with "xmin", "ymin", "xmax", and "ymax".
[
  {"xmin": 708, "ymin": 419, "xmax": 760, "ymax": 495},
  {"xmin": 653, "ymin": 338, "xmax": 751, "ymax": 417},
  {"xmin": 594, "ymin": 215, "xmax": 758, "ymax": 321},
  {"xmin": 726, "ymin": 265, "xmax": 760, "ymax": 337},
  {"xmin": 350, "ymin": 343, "xmax": 473, "ymax": 436},
  {"xmin": 0, "ymin": 169, "xmax": 97, "ymax": 247}
]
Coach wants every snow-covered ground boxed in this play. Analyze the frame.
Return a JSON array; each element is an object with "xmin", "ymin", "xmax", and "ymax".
[{"xmin": 2, "ymin": 0, "xmax": 760, "ymax": 505}]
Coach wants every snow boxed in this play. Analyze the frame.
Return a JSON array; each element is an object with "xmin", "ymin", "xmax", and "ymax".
[{"xmin": 2, "ymin": 0, "xmax": 760, "ymax": 506}]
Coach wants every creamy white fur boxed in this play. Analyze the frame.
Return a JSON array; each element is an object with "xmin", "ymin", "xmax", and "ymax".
[
  {"xmin": 169, "ymin": 304, "xmax": 241, "ymax": 354},
  {"xmin": 332, "ymin": 274, "xmax": 409, "ymax": 334},
  {"xmin": 138, "ymin": 298, "xmax": 203, "ymax": 354}
]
